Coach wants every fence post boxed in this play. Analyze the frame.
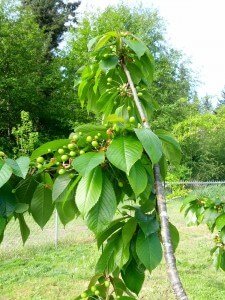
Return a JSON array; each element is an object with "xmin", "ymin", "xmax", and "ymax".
[{"xmin": 55, "ymin": 210, "xmax": 59, "ymax": 248}]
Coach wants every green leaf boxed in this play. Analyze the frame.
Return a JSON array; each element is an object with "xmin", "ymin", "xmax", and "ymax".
[
  {"xmin": 18, "ymin": 214, "xmax": 30, "ymax": 244},
  {"xmin": 14, "ymin": 203, "xmax": 29, "ymax": 213},
  {"xmin": 0, "ymin": 163, "xmax": 12, "ymax": 188},
  {"xmin": 56, "ymin": 197, "xmax": 78, "ymax": 226},
  {"xmin": 216, "ymin": 214, "xmax": 225, "ymax": 231},
  {"xmin": 106, "ymin": 114, "xmax": 125, "ymax": 123},
  {"xmin": 203, "ymin": 208, "xmax": 219, "ymax": 230},
  {"xmin": 0, "ymin": 185, "xmax": 16, "ymax": 217},
  {"xmin": 114, "ymin": 236, "xmax": 130, "ymax": 269},
  {"xmin": 96, "ymin": 92, "xmax": 118, "ymax": 115},
  {"xmin": 52, "ymin": 173, "xmax": 72, "ymax": 202},
  {"xmin": 126, "ymin": 62, "xmax": 142, "ymax": 84},
  {"xmin": 127, "ymin": 160, "xmax": 148, "ymax": 196},
  {"xmin": 156, "ymin": 130, "xmax": 182, "ymax": 165},
  {"xmin": 87, "ymin": 174, "xmax": 117, "ymax": 235},
  {"xmin": 169, "ymin": 222, "xmax": 179, "ymax": 252},
  {"xmin": 72, "ymin": 151, "xmax": 105, "ymax": 176},
  {"xmin": 30, "ymin": 139, "xmax": 69, "ymax": 161},
  {"xmin": 106, "ymin": 136, "xmax": 143, "ymax": 175},
  {"xmin": 87, "ymin": 36, "xmax": 99, "ymax": 51},
  {"xmin": 122, "ymin": 218, "xmax": 137, "ymax": 246},
  {"xmin": 121, "ymin": 259, "xmax": 145, "ymax": 295},
  {"xmin": 136, "ymin": 231, "xmax": 162, "ymax": 271},
  {"xmin": 60, "ymin": 176, "xmax": 81, "ymax": 205},
  {"xmin": 0, "ymin": 216, "xmax": 6, "ymax": 236},
  {"xmin": 95, "ymin": 232, "xmax": 120, "ymax": 274},
  {"xmin": 30, "ymin": 183, "xmax": 54, "ymax": 229},
  {"xmin": 6, "ymin": 157, "xmax": 30, "ymax": 179},
  {"xmin": 139, "ymin": 53, "xmax": 154, "ymax": 82},
  {"xmin": 124, "ymin": 38, "xmax": 147, "ymax": 58},
  {"xmin": 134, "ymin": 128, "xmax": 162, "ymax": 165},
  {"xmin": 135, "ymin": 210, "xmax": 159, "ymax": 237},
  {"xmin": 158, "ymin": 154, "xmax": 168, "ymax": 180},
  {"xmin": 94, "ymin": 32, "xmax": 116, "ymax": 51},
  {"xmin": 99, "ymin": 56, "xmax": 119, "ymax": 73},
  {"xmin": 75, "ymin": 167, "xmax": 102, "ymax": 216},
  {"xmin": 97, "ymin": 218, "xmax": 126, "ymax": 248},
  {"xmin": 15, "ymin": 175, "xmax": 39, "ymax": 204}
]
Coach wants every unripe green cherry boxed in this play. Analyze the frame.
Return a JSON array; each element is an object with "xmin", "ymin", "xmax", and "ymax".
[
  {"xmin": 127, "ymin": 106, "xmax": 131, "ymax": 111},
  {"xmin": 104, "ymin": 280, "xmax": 110, "ymax": 288},
  {"xmin": 79, "ymin": 150, "xmax": 85, "ymax": 155},
  {"xmin": 86, "ymin": 136, "xmax": 92, "ymax": 142},
  {"xmin": 118, "ymin": 181, "xmax": 123, "ymax": 187},
  {"xmin": 129, "ymin": 116, "xmax": 135, "ymax": 123},
  {"xmin": 0, "ymin": 151, "xmax": 5, "ymax": 157},
  {"xmin": 58, "ymin": 169, "xmax": 66, "ymax": 175},
  {"xmin": 94, "ymin": 135, "xmax": 99, "ymax": 140},
  {"xmin": 107, "ymin": 77, "xmax": 112, "ymax": 82},
  {"xmin": 81, "ymin": 292, "xmax": 87, "ymax": 299},
  {"xmin": 137, "ymin": 92, "xmax": 143, "ymax": 97},
  {"xmin": 72, "ymin": 134, "xmax": 79, "ymax": 141},
  {"xmin": 47, "ymin": 148, "xmax": 52, "ymax": 153},
  {"xmin": 58, "ymin": 148, "xmax": 64, "ymax": 155},
  {"xmin": 61, "ymin": 155, "xmax": 69, "ymax": 162},
  {"xmin": 36, "ymin": 156, "xmax": 44, "ymax": 164},
  {"xmin": 68, "ymin": 143, "xmax": 76, "ymax": 150},
  {"xmin": 94, "ymin": 290, "xmax": 100, "ymax": 296},
  {"xmin": 92, "ymin": 141, "xmax": 98, "ymax": 147},
  {"xmin": 103, "ymin": 54, "xmax": 108, "ymax": 58},
  {"xmin": 37, "ymin": 163, "xmax": 43, "ymax": 169},
  {"xmin": 90, "ymin": 286, "xmax": 97, "ymax": 292},
  {"xmin": 56, "ymin": 162, "xmax": 60, "ymax": 166},
  {"xmin": 97, "ymin": 133, "xmax": 101, "ymax": 137},
  {"xmin": 69, "ymin": 151, "xmax": 76, "ymax": 157},
  {"xmin": 69, "ymin": 173, "xmax": 75, "ymax": 179},
  {"xmin": 79, "ymin": 132, "xmax": 82, "ymax": 136}
]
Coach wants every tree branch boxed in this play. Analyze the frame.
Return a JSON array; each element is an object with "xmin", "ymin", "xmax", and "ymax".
[{"xmin": 121, "ymin": 61, "xmax": 188, "ymax": 300}]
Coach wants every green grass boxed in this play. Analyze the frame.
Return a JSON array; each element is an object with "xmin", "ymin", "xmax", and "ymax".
[{"xmin": 1, "ymin": 200, "xmax": 225, "ymax": 300}]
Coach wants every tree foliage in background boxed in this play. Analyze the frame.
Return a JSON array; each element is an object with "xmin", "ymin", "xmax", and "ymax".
[
  {"xmin": 22, "ymin": 0, "xmax": 81, "ymax": 55},
  {"xmin": 174, "ymin": 106, "xmax": 225, "ymax": 181},
  {"xmin": 12, "ymin": 111, "xmax": 39, "ymax": 157},
  {"xmin": 0, "ymin": 4, "xmax": 48, "ymax": 152}
]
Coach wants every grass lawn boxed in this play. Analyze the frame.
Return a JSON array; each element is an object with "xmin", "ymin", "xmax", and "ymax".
[{"xmin": 0, "ymin": 200, "xmax": 225, "ymax": 300}]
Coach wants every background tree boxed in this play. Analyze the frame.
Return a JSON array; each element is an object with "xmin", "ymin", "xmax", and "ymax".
[
  {"xmin": 200, "ymin": 94, "xmax": 213, "ymax": 113},
  {"xmin": 0, "ymin": 4, "xmax": 48, "ymax": 152},
  {"xmin": 217, "ymin": 86, "xmax": 225, "ymax": 107},
  {"xmin": 21, "ymin": 0, "xmax": 81, "ymax": 55},
  {"xmin": 174, "ymin": 106, "xmax": 225, "ymax": 180}
]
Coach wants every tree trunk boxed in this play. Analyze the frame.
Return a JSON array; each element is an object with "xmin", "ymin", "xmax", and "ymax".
[{"xmin": 122, "ymin": 62, "xmax": 188, "ymax": 300}]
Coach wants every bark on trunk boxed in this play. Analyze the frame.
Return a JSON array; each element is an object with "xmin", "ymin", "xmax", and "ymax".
[{"xmin": 122, "ymin": 62, "xmax": 188, "ymax": 300}]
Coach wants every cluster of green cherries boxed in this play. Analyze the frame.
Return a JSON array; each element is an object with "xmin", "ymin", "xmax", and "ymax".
[
  {"xmin": 78, "ymin": 279, "xmax": 122, "ymax": 300},
  {"xmin": 34, "ymin": 132, "xmax": 103, "ymax": 176}
]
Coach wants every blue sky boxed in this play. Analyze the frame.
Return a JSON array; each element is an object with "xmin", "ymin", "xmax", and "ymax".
[{"xmin": 78, "ymin": 0, "xmax": 225, "ymax": 103}]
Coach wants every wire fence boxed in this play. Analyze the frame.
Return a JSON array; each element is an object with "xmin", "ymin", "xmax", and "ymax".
[
  {"xmin": 1, "ymin": 181, "xmax": 224, "ymax": 253},
  {"xmin": 0, "ymin": 211, "xmax": 92, "ymax": 254}
]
